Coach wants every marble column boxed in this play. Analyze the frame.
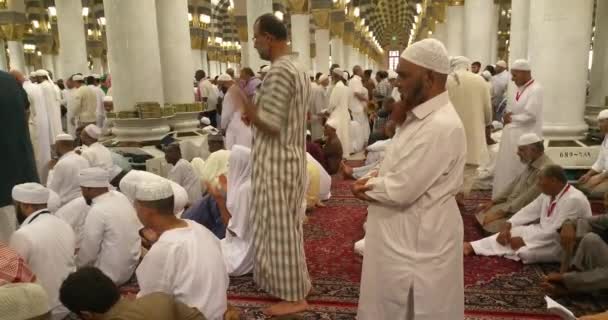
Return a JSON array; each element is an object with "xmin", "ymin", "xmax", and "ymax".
[
  {"xmin": 192, "ymin": 49, "xmax": 203, "ymax": 70},
  {"xmin": 528, "ymin": 0, "xmax": 593, "ymax": 139},
  {"xmin": 53, "ymin": 54, "xmax": 62, "ymax": 78},
  {"xmin": 489, "ymin": 3, "xmax": 499, "ymax": 63},
  {"xmin": 56, "ymin": 0, "xmax": 89, "ymax": 79},
  {"xmin": 91, "ymin": 57, "xmax": 103, "ymax": 74},
  {"xmin": 41, "ymin": 54, "xmax": 55, "ymax": 75},
  {"xmin": 201, "ymin": 49, "xmax": 209, "ymax": 72},
  {"xmin": 342, "ymin": 43, "xmax": 352, "ymax": 71},
  {"xmin": 290, "ymin": 14, "xmax": 311, "ymax": 72},
  {"xmin": 464, "ymin": 0, "xmax": 493, "ymax": 65},
  {"xmin": 433, "ymin": 22, "xmax": 448, "ymax": 46},
  {"xmin": 509, "ymin": 0, "xmax": 530, "ymax": 62},
  {"xmin": 7, "ymin": 41, "xmax": 25, "ymax": 72},
  {"xmin": 590, "ymin": 0, "xmax": 608, "ymax": 107},
  {"xmin": 246, "ymin": 0, "xmax": 272, "ymax": 72},
  {"xmin": 446, "ymin": 2, "xmax": 464, "ymax": 56},
  {"xmin": 0, "ymin": 40, "xmax": 7, "ymax": 71},
  {"xmin": 330, "ymin": 37, "xmax": 343, "ymax": 67}
]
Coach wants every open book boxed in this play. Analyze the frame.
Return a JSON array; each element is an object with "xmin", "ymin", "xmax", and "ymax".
[{"xmin": 545, "ymin": 296, "xmax": 576, "ymax": 320}]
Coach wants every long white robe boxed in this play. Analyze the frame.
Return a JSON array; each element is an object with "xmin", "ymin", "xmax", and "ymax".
[
  {"xmin": 168, "ymin": 159, "xmax": 203, "ymax": 204},
  {"xmin": 493, "ymin": 80, "xmax": 543, "ymax": 198},
  {"xmin": 358, "ymin": 92, "xmax": 466, "ymax": 320},
  {"xmin": 348, "ymin": 75, "xmax": 370, "ymax": 152},
  {"xmin": 54, "ymin": 197, "xmax": 90, "ymax": 250},
  {"xmin": 136, "ymin": 219, "xmax": 228, "ymax": 320},
  {"xmin": 220, "ymin": 85, "xmax": 252, "ymax": 150},
  {"xmin": 47, "ymin": 151, "xmax": 90, "ymax": 206},
  {"xmin": 309, "ymin": 83, "xmax": 328, "ymax": 140},
  {"xmin": 39, "ymin": 80, "xmax": 63, "ymax": 140},
  {"xmin": 90, "ymin": 85, "xmax": 106, "ymax": 127},
  {"xmin": 447, "ymin": 71, "xmax": 493, "ymax": 166},
  {"xmin": 327, "ymin": 81, "xmax": 352, "ymax": 158},
  {"xmin": 23, "ymin": 80, "xmax": 52, "ymax": 182},
  {"xmin": 472, "ymin": 185, "xmax": 592, "ymax": 263}
]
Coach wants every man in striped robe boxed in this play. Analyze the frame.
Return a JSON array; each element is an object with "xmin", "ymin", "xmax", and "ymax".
[{"xmin": 237, "ymin": 13, "xmax": 311, "ymax": 316}]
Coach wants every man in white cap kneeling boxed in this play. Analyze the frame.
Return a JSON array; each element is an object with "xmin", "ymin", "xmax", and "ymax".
[
  {"xmin": 47, "ymin": 133, "xmax": 90, "ymax": 206},
  {"xmin": 134, "ymin": 179, "xmax": 228, "ymax": 320},
  {"xmin": 80, "ymin": 124, "xmax": 113, "ymax": 169},
  {"xmin": 9, "ymin": 182, "xmax": 75, "ymax": 319},
  {"xmin": 475, "ymin": 133, "xmax": 553, "ymax": 234},
  {"xmin": 353, "ymin": 38, "xmax": 466, "ymax": 320},
  {"xmin": 465, "ymin": 165, "xmax": 592, "ymax": 264},
  {"xmin": 578, "ymin": 110, "xmax": 608, "ymax": 198},
  {"xmin": 76, "ymin": 167, "xmax": 141, "ymax": 286}
]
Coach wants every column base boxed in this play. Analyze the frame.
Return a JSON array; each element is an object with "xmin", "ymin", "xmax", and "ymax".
[
  {"xmin": 167, "ymin": 112, "xmax": 200, "ymax": 133},
  {"xmin": 111, "ymin": 118, "xmax": 172, "ymax": 143},
  {"xmin": 543, "ymin": 123, "xmax": 589, "ymax": 140},
  {"xmin": 544, "ymin": 137, "xmax": 601, "ymax": 170}
]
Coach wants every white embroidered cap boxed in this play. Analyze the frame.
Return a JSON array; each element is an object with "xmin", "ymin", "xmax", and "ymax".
[
  {"xmin": 598, "ymin": 110, "xmax": 608, "ymax": 121},
  {"xmin": 511, "ymin": 59, "xmax": 531, "ymax": 71},
  {"xmin": 55, "ymin": 133, "xmax": 74, "ymax": 141},
  {"xmin": 518, "ymin": 132, "xmax": 543, "ymax": 146},
  {"xmin": 79, "ymin": 167, "xmax": 110, "ymax": 188},
  {"xmin": 135, "ymin": 179, "xmax": 174, "ymax": 201},
  {"xmin": 12, "ymin": 183, "xmax": 50, "ymax": 204},
  {"xmin": 84, "ymin": 124, "xmax": 102, "ymax": 140},
  {"xmin": 400, "ymin": 38, "xmax": 450, "ymax": 74}
]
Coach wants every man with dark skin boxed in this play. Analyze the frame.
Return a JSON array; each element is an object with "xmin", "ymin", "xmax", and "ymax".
[{"xmin": 471, "ymin": 61, "xmax": 481, "ymax": 74}]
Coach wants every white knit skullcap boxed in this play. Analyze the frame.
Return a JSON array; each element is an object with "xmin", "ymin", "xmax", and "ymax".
[
  {"xmin": 401, "ymin": 38, "xmax": 450, "ymax": 74},
  {"xmin": 388, "ymin": 70, "xmax": 398, "ymax": 80},
  {"xmin": 318, "ymin": 73, "xmax": 328, "ymax": 82},
  {"xmin": 217, "ymin": 74, "xmax": 232, "ymax": 82},
  {"xmin": 496, "ymin": 60, "xmax": 507, "ymax": 68},
  {"xmin": 260, "ymin": 65, "xmax": 270, "ymax": 73},
  {"xmin": 72, "ymin": 74, "xmax": 84, "ymax": 81},
  {"xmin": 55, "ymin": 133, "xmax": 74, "ymax": 141},
  {"xmin": 598, "ymin": 110, "xmax": 608, "ymax": 120},
  {"xmin": 200, "ymin": 117, "xmax": 211, "ymax": 126},
  {"xmin": 79, "ymin": 167, "xmax": 110, "ymax": 188},
  {"xmin": 135, "ymin": 179, "xmax": 174, "ymax": 201},
  {"xmin": 103, "ymin": 96, "xmax": 113, "ymax": 103},
  {"xmin": 12, "ymin": 183, "xmax": 50, "ymax": 204},
  {"xmin": 518, "ymin": 133, "xmax": 543, "ymax": 146},
  {"xmin": 331, "ymin": 68, "xmax": 344, "ymax": 78},
  {"xmin": 511, "ymin": 59, "xmax": 531, "ymax": 71},
  {"xmin": 84, "ymin": 124, "xmax": 101, "ymax": 140},
  {"xmin": 0, "ymin": 283, "xmax": 50, "ymax": 319},
  {"xmin": 450, "ymin": 56, "xmax": 471, "ymax": 72},
  {"xmin": 326, "ymin": 117, "xmax": 339, "ymax": 129}
]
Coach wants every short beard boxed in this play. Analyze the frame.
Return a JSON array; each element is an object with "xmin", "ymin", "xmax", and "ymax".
[
  {"xmin": 404, "ymin": 78, "xmax": 426, "ymax": 109},
  {"xmin": 15, "ymin": 206, "xmax": 26, "ymax": 225}
]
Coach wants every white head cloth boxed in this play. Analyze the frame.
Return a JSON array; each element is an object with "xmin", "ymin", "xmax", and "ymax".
[
  {"xmin": 103, "ymin": 96, "xmax": 113, "ymax": 103},
  {"xmin": 401, "ymin": 38, "xmax": 450, "ymax": 74},
  {"xmin": 72, "ymin": 74, "xmax": 84, "ymax": 81},
  {"xmin": 450, "ymin": 56, "xmax": 471, "ymax": 73},
  {"xmin": 388, "ymin": 70, "xmax": 398, "ymax": 80},
  {"xmin": 598, "ymin": 110, "xmax": 608, "ymax": 120},
  {"xmin": 55, "ymin": 133, "xmax": 74, "ymax": 141},
  {"xmin": 84, "ymin": 124, "xmax": 101, "ymax": 140},
  {"xmin": 331, "ymin": 68, "xmax": 344, "ymax": 78},
  {"xmin": 200, "ymin": 150, "xmax": 231, "ymax": 188},
  {"xmin": 226, "ymin": 145, "xmax": 253, "ymax": 236},
  {"xmin": 120, "ymin": 171, "xmax": 186, "ymax": 214},
  {"xmin": 135, "ymin": 179, "xmax": 173, "ymax": 202},
  {"xmin": 318, "ymin": 73, "xmax": 328, "ymax": 82},
  {"xmin": 0, "ymin": 283, "xmax": 50, "ymax": 319},
  {"xmin": 79, "ymin": 167, "xmax": 110, "ymax": 188},
  {"xmin": 511, "ymin": 59, "xmax": 531, "ymax": 71},
  {"xmin": 496, "ymin": 60, "xmax": 507, "ymax": 68},
  {"xmin": 518, "ymin": 133, "xmax": 543, "ymax": 146},
  {"xmin": 200, "ymin": 117, "xmax": 211, "ymax": 126},
  {"xmin": 326, "ymin": 117, "xmax": 339, "ymax": 129},
  {"xmin": 12, "ymin": 183, "xmax": 50, "ymax": 204},
  {"xmin": 481, "ymin": 70, "xmax": 492, "ymax": 81},
  {"xmin": 217, "ymin": 74, "xmax": 232, "ymax": 82},
  {"xmin": 35, "ymin": 69, "xmax": 49, "ymax": 79}
]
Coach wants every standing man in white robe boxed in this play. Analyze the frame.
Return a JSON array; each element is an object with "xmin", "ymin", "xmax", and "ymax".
[
  {"xmin": 309, "ymin": 74, "xmax": 329, "ymax": 141},
  {"xmin": 219, "ymin": 74, "xmax": 252, "ymax": 149},
  {"xmin": 62, "ymin": 76, "xmax": 77, "ymax": 137},
  {"xmin": 76, "ymin": 168, "xmax": 141, "ymax": 285},
  {"xmin": 36, "ymin": 70, "xmax": 63, "ymax": 140},
  {"xmin": 165, "ymin": 143, "xmax": 203, "ymax": 203},
  {"xmin": 493, "ymin": 59, "xmax": 543, "ymax": 198},
  {"xmin": 71, "ymin": 75, "xmax": 98, "ymax": 129},
  {"xmin": 491, "ymin": 60, "xmax": 510, "ymax": 117},
  {"xmin": 466, "ymin": 165, "xmax": 592, "ymax": 263},
  {"xmin": 133, "ymin": 180, "xmax": 228, "ymax": 320},
  {"xmin": 9, "ymin": 183, "xmax": 75, "ymax": 319},
  {"xmin": 349, "ymin": 66, "xmax": 371, "ymax": 152},
  {"xmin": 326, "ymin": 68, "xmax": 352, "ymax": 158},
  {"xmin": 88, "ymin": 74, "xmax": 106, "ymax": 128},
  {"xmin": 47, "ymin": 134, "xmax": 90, "ymax": 206},
  {"xmin": 353, "ymin": 39, "xmax": 466, "ymax": 320},
  {"xmin": 80, "ymin": 124, "xmax": 113, "ymax": 170}
]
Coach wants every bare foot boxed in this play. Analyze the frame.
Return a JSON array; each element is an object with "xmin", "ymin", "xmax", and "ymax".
[
  {"xmin": 340, "ymin": 161, "xmax": 354, "ymax": 180},
  {"xmin": 263, "ymin": 300, "xmax": 309, "ymax": 316},
  {"xmin": 463, "ymin": 242, "xmax": 475, "ymax": 256}
]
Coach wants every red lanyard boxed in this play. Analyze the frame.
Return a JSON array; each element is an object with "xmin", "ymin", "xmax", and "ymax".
[
  {"xmin": 516, "ymin": 80, "xmax": 535, "ymax": 102},
  {"xmin": 547, "ymin": 185, "xmax": 570, "ymax": 217}
]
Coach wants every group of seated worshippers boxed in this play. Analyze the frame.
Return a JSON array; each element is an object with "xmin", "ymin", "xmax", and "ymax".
[{"xmin": 578, "ymin": 110, "xmax": 608, "ymax": 199}]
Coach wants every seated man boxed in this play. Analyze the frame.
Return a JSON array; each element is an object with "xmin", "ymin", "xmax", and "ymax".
[
  {"xmin": 321, "ymin": 118, "xmax": 343, "ymax": 175},
  {"xmin": 165, "ymin": 143, "xmax": 203, "ymax": 204},
  {"xmin": 79, "ymin": 124, "xmax": 113, "ymax": 170},
  {"xmin": 60, "ymin": 267, "xmax": 206, "ymax": 320},
  {"xmin": 76, "ymin": 168, "xmax": 141, "ymax": 286},
  {"xmin": 476, "ymin": 133, "xmax": 553, "ymax": 234},
  {"xmin": 134, "ymin": 180, "xmax": 228, "ymax": 320},
  {"xmin": 47, "ymin": 133, "xmax": 90, "ymax": 207},
  {"xmin": 542, "ymin": 193, "xmax": 608, "ymax": 295},
  {"xmin": 464, "ymin": 165, "xmax": 592, "ymax": 264},
  {"xmin": 579, "ymin": 110, "xmax": 608, "ymax": 199}
]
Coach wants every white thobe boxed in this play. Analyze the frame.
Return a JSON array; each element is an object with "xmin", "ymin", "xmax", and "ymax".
[
  {"xmin": 47, "ymin": 151, "xmax": 90, "ymax": 206},
  {"xmin": 40, "ymin": 80, "xmax": 63, "ymax": 140},
  {"xmin": 365, "ymin": 139, "xmax": 391, "ymax": 166},
  {"xmin": 327, "ymin": 81, "xmax": 352, "ymax": 158},
  {"xmin": 63, "ymin": 88, "xmax": 76, "ymax": 136},
  {"xmin": 10, "ymin": 209, "xmax": 76, "ymax": 318},
  {"xmin": 136, "ymin": 220, "xmax": 228, "ymax": 320},
  {"xmin": 493, "ymin": 80, "xmax": 543, "ymax": 197},
  {"xmin": 168, "ymin": 159, "xmax": 203, "ymax": 204},
  {"xmin": 199, "ymin": 79, "xmax": 219, "ymax": 112},
  {"xmin": 220, "ymin": 85, "xmax": 252, "ymax": 150},
  {"xmin": 309, "ymin": 83, "xmax": 328, "ymax": 140},
  {"xmin": 491, "ymin": 70, "xmax": 510, "ymax": 104},
  {"xmin": 55, "ymin": 196, "xmax": 90, "ymax": 250},
  {"xmin": 77, "ymin": 191, "xmax": 141, "ymax": 285},
  {"xmin": 306, "ymin": 153, "xmax": 331, "ymax": 201},
  {"xmin": 81, "ymin": 142, "xmax": 114, "ymax": 170},
  {"xmin": 23, "ymin": 80, "xmax": 52, "ymax": 182},
  {"xmin": 72, "ymin": 85, "xmax": 98, "ymax": 126},
  {"xmin": 591, "ymin": 135, "xmax": 608, "ymax": 173},
  {"xmin": 447, "ymin": 70, "xmax": 492, "ymax": 166},
  {"xmin": 90, "ymin": 85, "xmax": 106, "ymax": 127},
  {"xmin": 348, "ymin": 75, "xmax": 370, "ymax": 152},
  {"xmin": 472, "ymin": 185, "xmax": 592, "ymax": 263},
  {"xmin": 358, "ymin": 92, "xmax": 466, "ymax": 320}
]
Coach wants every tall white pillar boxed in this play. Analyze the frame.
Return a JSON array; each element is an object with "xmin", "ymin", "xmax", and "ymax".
[
  {"xmin": 156, "ymin": 0, "xmax": 194, "ymax": 104},
  {"xmin": 343, "ymin": 43, "xmax": 352, "ymax": 71},
  {"xmin": 464, "ymin": 0, "xmax": 493, "ymax": 65},
  {"xmin": 528, "ymin": 0, "xmax": 593, "ymax": 139},
  {"xmin": 246, "ymin": 0, "xmax": 272, "ymax": 72},
  {"xmin": 433, "ymin": 22, "xmax": 448, "ymax": 46},
  {"xmin": 331, "ymin": 37, "xmax": 343, "ymax": 67},
  {"xmin": 56, "ymin": 0, "xmax": 89, "ymax": 79},
  {"xmin": 489, "ymin": 4, "xmax": 499, "ymax": 63},
  {"xmin": 41, "ymin": 54, "xmax": 55, "ymax": 75},
  {"xmin": 192, "ymin": 49, "xmax": 203, "ymax": 70},
  {"xmin": 0, "ymin": 40, "xmax": 7, "ymax": 71},
  {"xmin": 446, "ymin": 3, "xmax": 464, "ymax": 56},
  {"xmin": 53, "ymin": 54, "xmax": 63, "ymax": 78},
  {"xmin": 509, "ymin": 0, "xmax": 530, "ymax": 63},
  {"xmin": 291, "ymin": 14, "xmax": 311, "ymax": 72},
  {"xmin": 239, "ymin": 42, "xmax": 249, "ymax": 68},
  {"xmin": 209, "ymin": 59, "xmax": 219, "ymax": 77},
  {"xmin": 590, "ymin": 0, "xmax": 608, "ymax": 107},
  {"xmin": 201, "ymin": 49, "xmax": 209, "ymax": 72},
  {"xmin": 91, "ymin": 57, "xmax": 103, "ymax": 74},
  {"xmin": 7, "ymin": 41, "xmax": 25, "ymax": 72}
]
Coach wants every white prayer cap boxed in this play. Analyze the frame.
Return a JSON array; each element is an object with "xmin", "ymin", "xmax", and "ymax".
[
  {"xmin": 598, "ymin": 110, "xmax": 608, "ymax": 120},
  {"xmin": 518, "ymin": 132, "xmax": 543, "ymax": 146},
  {"xmin": 55, "ymin": 133, "xmax": 74, "ymax": 141},
  {"xmin": 0, "ymin": 283, "xmax": 50, "ymax": 319},
  {"xmin": 400, "ymin": 38, "xmax": 450, "ymax": 74},
  {"xmin": 72, "ymin": 74, "xmax": 84, "ymax": 81},
  {"xmin": 103, "ymin": 95, "xmax": 113, "ymax": 103},
  {"xmin": 326, "ymin": 117, "xmax": 339, "ymax": 129},
  {"xmin": 12, "ymin": 183, "xmax": 50, "ymax": 204},
  {"xmin": 388, "ymin": 70, "xmax": 398, "ymax": 80},
  {"xmin": 331, "ymin": 68, "xmax": 344, "ymax": 78},
  {"xmin": 260, "ymin": 65, "xmax": 270, "ymax": 73},
  {"xmin": 135, "ymin": 179, "xmax": 173, "ymax": 201},
  {"xmin": 217, "ymin": 74, "xmax": 232, "ymax": 82},
  {"xmin": 92, "ymin": 73, "xmax": 101, "ymax": 79},
  {"xmin": 83, "ymin": 124, "xmax": 101, "ymax": 140},
  {"xmin": 449, "ymin": 56, "xmax": 471, "ymax": 72},
  {"xmin": 318, "ymin": 73, "xmax": 328, "ymax": 82},
  {"xmin": 200, "ymin": 117, "xmax": 211, "ymax": 126},
  {"xmin": 496, "ymin": 60, "xmax": 507, "ymax": 68},
  {"xmin": 481, "ymin": 70, "xmax": 492, "ymax": 81},
  {"xmin": 511, "ymin": 59, "xmax": 531, "ymax": 71},
  {"xmin": 79, "ymin": 167, "xmax": 110, "ymax": 188},
  {"xmin": 306, "ymin": 130, "xmax": 311, "ymax": 136},
  {"xmin": 35, "ymin": 69, "xmax": 49, "ymax": 77}
]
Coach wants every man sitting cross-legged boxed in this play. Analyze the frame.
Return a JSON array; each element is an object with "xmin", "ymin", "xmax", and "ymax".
[
  {"xmin": 475, "ymin": 133, "xmax": 553, "ymax": 234},
  {"xmin": 464, "ymin": 165, "xmax": 592, "ymax": 264}
]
